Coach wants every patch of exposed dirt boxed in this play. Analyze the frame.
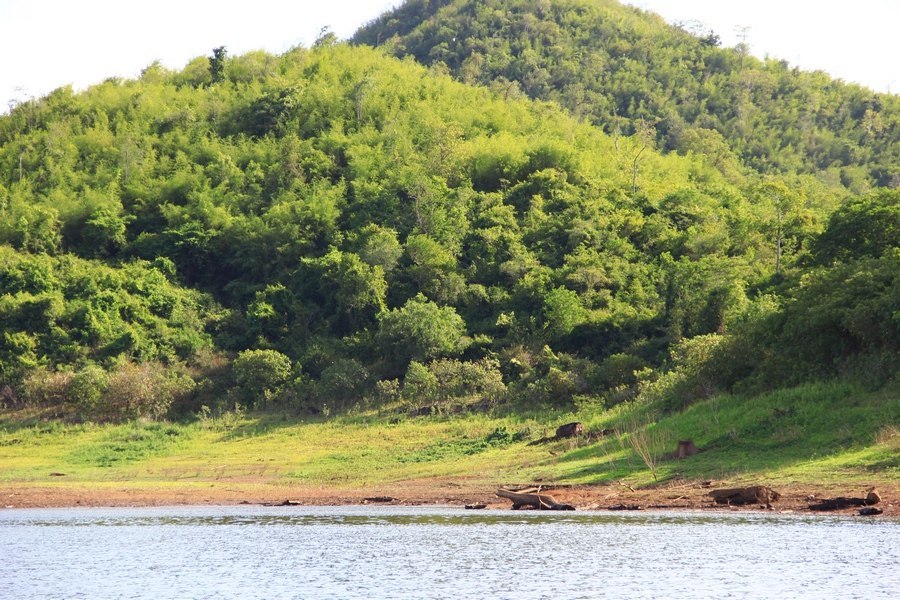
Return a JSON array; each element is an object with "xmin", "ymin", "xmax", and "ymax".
[{"xmin": 2, "ymin": 477, "xmax": 898, "ymax": 516}]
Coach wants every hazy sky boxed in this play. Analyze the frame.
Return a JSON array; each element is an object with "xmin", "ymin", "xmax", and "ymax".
[
  {"xmin": 629, "ymin": 0, "xmax": 899, "ymax": 94},
  {"xmin": 2, "ymin": 0, "xmax": 897, "ymax": 113}
]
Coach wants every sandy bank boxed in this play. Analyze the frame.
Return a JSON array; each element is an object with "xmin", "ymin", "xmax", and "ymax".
[{"xmin": 3, "ymin": 478, "xmax": 897, "ymax": 516}]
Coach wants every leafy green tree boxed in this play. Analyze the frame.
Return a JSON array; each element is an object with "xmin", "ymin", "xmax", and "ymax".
[
  {"xmin": 377, "ymin": 293, "xmax": 468, "ymax": 375},
  {"xmin": 209, "ymin": 46, "xmax": 228, "ymax": 83},
  {"xmin": 232, "ymin": 349, "xmax": 293, "ymax": 406},
  {"xmin": 543, "ymin": 286, "xmax": 586, "ymax": 339},
  {"xmin": 356, "ymin": 225, "xmax": 403, "ymax": 273},
  {"xmin": 750, "ymin": 178, "xmax": 811, "ymax": 277},
  {"xmin": 811, "ymin": 190, "xmax": 900, "ymax": 265},
  {"xmin": 403, "ymin": 234, "xmax": 465, "ymax": 304},
  {"xmin": 317, "ymin": 358, "xmax": 370, "ymax": 410},
  {"xmin": 298, "ymin": 249, "xmax": 387, "ymax": 335}
]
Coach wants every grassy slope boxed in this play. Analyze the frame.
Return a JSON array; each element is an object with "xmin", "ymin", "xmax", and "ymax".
[{"xmin": 1, "ymin": 380, "xmax": 896, "ymax": 497}]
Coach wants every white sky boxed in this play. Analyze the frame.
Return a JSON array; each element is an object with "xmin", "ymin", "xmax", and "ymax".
[
  {"xmin": 628, "ymin": 0, "xmax": 899, "ymax": 94},
  {"xmin": 1, "ymin": 0, "xmax": 897, "ymax": 114}
]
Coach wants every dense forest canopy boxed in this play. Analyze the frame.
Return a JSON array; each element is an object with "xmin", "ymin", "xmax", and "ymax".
[
  {"xmin": 354, "ymin": 0, "xmax": 900, "ymax": 191},
  {"xmin": 0, "ymin": 1, "xmax": 896, "ymax": 422}
]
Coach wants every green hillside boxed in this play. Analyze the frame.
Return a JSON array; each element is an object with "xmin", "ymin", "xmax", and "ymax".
[
  {"xmin": 354, "ymin": 0, "xmax": 900, "ymax": 190},
  {"xmin": 0, "ymin": 21, "xmax": 895, "ymax": 462}
]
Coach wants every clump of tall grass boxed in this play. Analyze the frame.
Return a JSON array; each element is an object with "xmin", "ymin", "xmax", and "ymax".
[
  {"xmin": 616, "ymin": 420, "xmax": 669, "ymax": 482},
  {"xmin": 875, "ymin": 425, "xmax": 900, "ymax": 449}
]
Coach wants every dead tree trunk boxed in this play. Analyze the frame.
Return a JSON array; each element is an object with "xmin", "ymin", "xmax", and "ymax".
[{"xmin": 497, "ymin": 488, "xmax": 575, "ymax": 511}]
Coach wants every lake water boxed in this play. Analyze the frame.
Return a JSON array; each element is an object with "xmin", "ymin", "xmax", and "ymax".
[{"xmin": 1, "ymin": 506, "xmax": 898, "ymax": 599}]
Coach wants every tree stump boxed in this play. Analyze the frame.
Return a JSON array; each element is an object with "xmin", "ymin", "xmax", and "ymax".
[
  {"xmin": 676, "ymin": 440, "xmax": 698, "ymax": 459},
  {"xmin": 555, "ymin": 422, "xmax": 583, "ymax": 439},
  {"xmin": 866, "ymin": 488, "xmax": 881, "ymax": 505}
]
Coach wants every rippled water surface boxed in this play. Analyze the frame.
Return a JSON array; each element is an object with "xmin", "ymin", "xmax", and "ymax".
[{"xmin": 2, "ymin": 506, "xmax": 898, "ymax": 599}]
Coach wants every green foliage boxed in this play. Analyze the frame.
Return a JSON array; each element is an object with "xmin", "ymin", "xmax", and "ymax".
[
  {"xmin": 20, "ymin": 361, "xmax": 191, "ymax": 422},
  {"xmin": 0, "ymin": 35, "xmax": 894, "ymax": 423},
  {"xmin": 763, "ymin": 252, "xmax": 900, "ymax": 383},
  {"xmin": 316, "ymin": 358, "xmax": 371, "ymax": 410},
  {"xmin": 401, "ymin": 357, "xmax": 506, "ymax": 411},
  {"xmin": 298, "ymin": 248, "xmax": 387, "ymax": 336},
  {"xmin": 98, "ymin": 361, "xmax": 194, "ymax": 422},
  {"xmin": 356, "ymin": 0, "xmax": 900, "ymax": 187},
  {"xmin": 232, "ymin": 349, "xmax": 293, "ymax": 406},
  {"xmin": 377, "ymin": 294, "xmax": 468, "ymax": 374},
  {"xmin": 69, "ymin": 365, "xmax": 109, "ymax": 416},
  {"xmin": 0, "ymin": 247, "xmax": 212, "ymax": 385},
  {"xmin": 543, "ymin": 286, "xmax": 586, "ymax": 338},
  {"xmin": 638, "ymin": 334, "xmax": 731, "ymax": 410},
  {"xmin": 811, "ymin": 190, "xmax": 900, "ymax": 265},
  {"xmin": 209, "ymin": 46, "xmax": 228, "ymax": 84},
  {"xmin": 355, "ymin": 225, "xmax": 403, "ymax": 273}
]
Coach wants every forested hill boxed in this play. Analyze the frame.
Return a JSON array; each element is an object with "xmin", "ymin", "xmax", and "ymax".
[
  {"xmin": 353, "ymin": 0, "xmax": 900, "ymax": 190},
  {"xmin": 0, "ymin": 41, "xmax": 896, "ymax": 423}
]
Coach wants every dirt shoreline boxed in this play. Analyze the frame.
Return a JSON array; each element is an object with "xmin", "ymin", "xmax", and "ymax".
[{"xmin": 3, "ymin": 478, "xmax": 897, "ymax": 516}]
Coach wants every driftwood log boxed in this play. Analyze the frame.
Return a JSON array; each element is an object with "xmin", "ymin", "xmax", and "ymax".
[
  {"xmin": 497, "ymin": 488, "xmax": 575, "ymax": 511},
  {"xmin": 708, "ymin": 486, "xmax": 781, "ymax": 506},
  {"xmin": 809, "ymin": 489, "xmax": 880, "ymax": 511}
]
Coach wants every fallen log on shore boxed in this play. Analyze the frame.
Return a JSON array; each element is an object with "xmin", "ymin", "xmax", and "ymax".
[
  {"xmin": 708, "ymin": 486, "xmax": 781, "ymax": 507},
  {"xmin": 809, "ymin": 489, "xmax": 880, "ymax": 511},
  {"xmin": 607, "ymin": 504, "xmax": 643, "ymax": 511},
  {"xmin": 496, "ymin": 488, "xmax": 575, "ymax": 511},
  {"xmin": 858, "ymin": 507, "xmax": 883, "ymax": 516}
]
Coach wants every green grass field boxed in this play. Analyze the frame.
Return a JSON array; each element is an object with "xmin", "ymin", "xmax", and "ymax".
[{"xmin": 1, "ymin": 380, "xmax": 897, "ymax": 495}]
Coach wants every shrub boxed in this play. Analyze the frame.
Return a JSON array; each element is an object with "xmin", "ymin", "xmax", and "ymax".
[
  {"xmin": 637, "ymin": 334, "xmax": 734, "ymax": 410},
  {"xmin": 597, "ymin": 353, "xmax": 648, "ymax": 389},
  {"xmin": 370, "ymin": 378, "xmax": 401, "ymax": 406},
  {"xmin": 22, "ymin": 368, "xmax": 73, "ymax": 406},
  {"xmin": 96, "ymin": 361, "xmax": 194, "ymax": 422},
  {"xmin": 401, "ymin": 358, "xmax": 507, "ymax": 412},
  {"xmin": 69, "ymin": 364, "xmax": 109, "ymax": 417},
  {"xmin": 401, "ymin": 361, "xmax": 439, "ymax": 406},
  {"xmin": 377, "ymin": 294, "xmax": 469, "ymax": 375},
  {"xmin": 232, "ymin": 349, "xmax": 293, "ymax": 407},
  {"xmin": 317, "ymin": 358, "xmax": 370, "ymax": 410},
  {"xmin": 427, "ymin": 358, "xmax": 507, "ymax": 407}
]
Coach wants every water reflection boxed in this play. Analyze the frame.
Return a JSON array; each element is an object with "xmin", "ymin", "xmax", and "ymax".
[
  {"xmin": 8, "ymin": 505, "xmax": 891, "ymax": 528},
  {"xmin": 2, "ymin": 506, "xmax": 898, "ymax": 599}
]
